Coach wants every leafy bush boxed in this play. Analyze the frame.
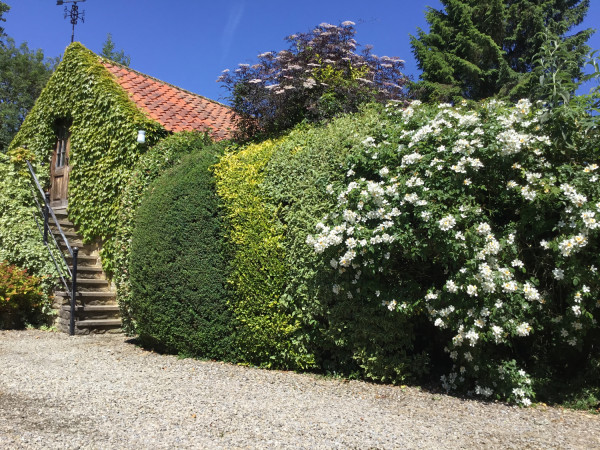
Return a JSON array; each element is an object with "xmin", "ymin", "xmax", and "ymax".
[
  {"xmin": 261, "ymin": 109, "xmax": 428, "ymax": 382},
  {"xmin": 218, "ymin": 21, "xmax": 409, "ymax": 138},
  {"xmin": 306, "ymin": 98, "xmax": 600, "ymax": 405},
  {"xmin": 0, "ymin": 260, "xmax": 45, "ymax": 328},
  {"xmin": 213, "ymin": 138, "xmax": 309, "ymax": 368},
  {"xmin": 128, "ymin": 146, "xmax": 235, "ymax": 359},
  {"xmin": 0, "ymin": 147, "xmax": 56, "ymax": 325},
  {"xmin": 113, "ymin": 131, "xmax": 215, "ymax": 334},
  {"xmin": 214, "ymin": 110, "xmax": 430, "ymax": 380}
]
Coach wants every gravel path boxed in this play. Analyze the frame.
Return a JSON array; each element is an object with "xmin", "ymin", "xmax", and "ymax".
[{"xmin": 0, "ymin": 330, "xmax": 598, "ymax": 449}]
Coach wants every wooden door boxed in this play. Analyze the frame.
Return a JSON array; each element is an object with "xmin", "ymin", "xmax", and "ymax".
[{"xmin": 49, "ymin": 125, "xmax": 70, "ymax": 208}]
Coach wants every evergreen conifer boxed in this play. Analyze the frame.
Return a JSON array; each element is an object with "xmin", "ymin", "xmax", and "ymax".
[{"xmin": 410, "ymin": 0, "xmax": 594, "ymax": 102}]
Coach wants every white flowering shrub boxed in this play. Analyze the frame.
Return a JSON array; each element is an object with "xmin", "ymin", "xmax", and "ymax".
[{"xmin": 306, "ymin": 99, "xmax": 600, "ymax": 405}]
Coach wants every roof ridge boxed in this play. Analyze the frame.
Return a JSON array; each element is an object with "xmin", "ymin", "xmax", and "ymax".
[{"xmin": 99, "ymin": 57, "xmax": 230, "ymax": 109}]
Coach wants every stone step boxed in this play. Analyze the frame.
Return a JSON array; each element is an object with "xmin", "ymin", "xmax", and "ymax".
[
  {"xmin": 54, "ymin": 291, "xmax": 116, "ymax": 306},
  {"xmin": 51, "ymin": 228, "xmax": 79, "ymax": 240},
  {"xmin": 49, "ymin": 219, "xmax": 75, "ymax": 233},
  {"xmin": 73, "ymin": 278, "xmax": 111, "ymax": 292},
  {"xmin": 54, "ymin": 236, "xmax": 85, "ymax": 248},
  {"xmin": 59, "ymin": 305, "xmax": 121, "ymax": 321},
  {"xmin": 57, "ymin": 317, "xmax": 122, "ymax": 335},
  {"xmin": 74, "ymin": 265, "xmax": 105, "ymax": 279},
  {"xmin": 55, "ymin": 218, "xmax": 74, "ymax": 228},
  {"xmin": 77, "ymin": 319, "xmax": 121, "ymax": 328},
  {"xmin": 52, "ymin": 208, "xmax": 68, "ymax": 221},
  {"xmin": 65, "ymin": 254, "xmax": 99, "ymax": 266},
  {"xmin": 57, "ymin": 242, "xmax": 98, "ymax": 258}
]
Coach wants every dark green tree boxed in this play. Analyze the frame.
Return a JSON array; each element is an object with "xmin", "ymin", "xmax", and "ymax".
[
  {"xmin": 0, "ymin": 2, "xmax": 9, "ymax": 39},
  {"xmin": 410, "ymin": 0, "xmax": 594, "ymax": 102},
  {"xmin": 0, "ymin": 4, "xmax": 56, "ymax": 153},
  {"xmin": 100, "ymin": 33, "xmax": 130, "ymax": 66}
]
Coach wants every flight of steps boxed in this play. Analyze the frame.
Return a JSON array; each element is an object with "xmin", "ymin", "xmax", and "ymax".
[{"xmin": 50, "ymin": 206, "xmax": 122, "ymax": 334}]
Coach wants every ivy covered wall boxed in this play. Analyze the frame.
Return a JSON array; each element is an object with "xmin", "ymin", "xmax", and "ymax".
[{"xmin": 8, "ymin": 42, "xmax": 167, "ymax": 275}]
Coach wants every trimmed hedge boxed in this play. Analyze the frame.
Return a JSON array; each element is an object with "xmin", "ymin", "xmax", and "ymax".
[
  {"xmin": 213, "ymin": 138, "xmax": 310, "ymax": 369},
  {"xmin": 128, "ymin": 146, "xmax": 235, "ymax": 358},
  {"xmin": 113, "ymin": 131, "xmax": 215, "ymax": 334}
]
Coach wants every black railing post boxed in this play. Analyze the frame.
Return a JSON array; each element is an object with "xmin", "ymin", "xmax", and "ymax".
[
  {"xmin": 43, "ymin": 193, "xmax": 50, "ymax": 244},
  {"xmin": 70, "ymin": 247, "xmax": 79, "ymax": 336}
]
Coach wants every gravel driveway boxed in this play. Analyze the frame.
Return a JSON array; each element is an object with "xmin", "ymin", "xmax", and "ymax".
[{"xmin": 1, "ymin": 329, "xmax": 598, "ymax": 449}]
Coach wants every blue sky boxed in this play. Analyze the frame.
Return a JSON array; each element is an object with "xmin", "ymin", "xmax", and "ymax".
[{"xmin": 3, "ymin": 0, "xmax": 599, "ymax": 104}]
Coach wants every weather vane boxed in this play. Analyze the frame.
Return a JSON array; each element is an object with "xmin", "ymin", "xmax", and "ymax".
[{"xmin": 56, "ymin": 0, "xmax": 86, "ymax": 43}]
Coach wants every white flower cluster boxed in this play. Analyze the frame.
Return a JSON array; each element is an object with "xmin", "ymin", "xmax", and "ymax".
[
  {"xmin": 438, "ymin": 215, "xmax": 456, "ymax": 231},
  {"xmin": 560, "ymin": 183, "xmax": 587, "ymax": 207},
  {"xmin": 558, "ymin": 234, "xmax": 588, "ymax": 257}
]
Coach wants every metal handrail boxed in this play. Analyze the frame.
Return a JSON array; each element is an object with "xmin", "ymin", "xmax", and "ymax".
[{"xmin": 26, "ymin": 160, "xmax": 79, "ymax": 336}]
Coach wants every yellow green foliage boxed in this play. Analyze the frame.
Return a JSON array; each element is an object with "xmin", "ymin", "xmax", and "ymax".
[{"xmin": 213, "ymin": 138, "xmax": 314, "ymax": 369}]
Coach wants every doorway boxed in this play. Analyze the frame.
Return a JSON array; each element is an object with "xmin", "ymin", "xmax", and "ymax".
[{"xmin": 49, "ymin": 123, "xmax": 70, "ymax": 208}]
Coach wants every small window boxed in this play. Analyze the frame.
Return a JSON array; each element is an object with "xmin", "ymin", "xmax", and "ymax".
[{"xmin": 55, "ymin": 125, "xmax": 69, "ymax": 168}]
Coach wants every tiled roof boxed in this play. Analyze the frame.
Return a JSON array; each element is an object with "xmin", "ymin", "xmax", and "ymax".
[{"xmin": 102, "ymin": 61, "xmax": 237, "ymax": 141}]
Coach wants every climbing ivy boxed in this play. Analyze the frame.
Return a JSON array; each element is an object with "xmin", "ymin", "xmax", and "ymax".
[
  {"xmin": 8, "ymin": 42, "xmax": 167, "ymax": 276},
  {"xmin": 0, "ymin": 147, "xmax": 56, "ymax": 319}
]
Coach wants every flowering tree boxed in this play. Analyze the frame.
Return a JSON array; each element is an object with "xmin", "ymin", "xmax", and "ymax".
[
  {"xmin": 306, "ymin": 98, "xmax": 600, "ymax": 405},
  {"xmin": 218, "ymin": 21, "xmax": 410, "ymax": 138}
]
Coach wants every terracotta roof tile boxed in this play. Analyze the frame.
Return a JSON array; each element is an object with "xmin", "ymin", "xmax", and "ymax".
[{"xmin": 102, "ymin": 61, "xmax": 237, "ymax": 140}]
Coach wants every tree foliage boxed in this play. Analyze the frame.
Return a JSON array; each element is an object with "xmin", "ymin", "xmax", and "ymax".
[
  {"xmin": 218, "ymin": 21, "xmax": 410, "ymax": 138},
  {"xmin": 100, "ymin": 33, "xmax": 131, "ymax": 66},
  {"xmin": 0, "ymin": 2, "xmax": 9, "ymax": 39},
  {"xmin": 0, "ymin": 4, "xmax": 56, "ymax": 153},
  {"xmin": 410, "ymin": 0, "xmax": 594, "ymax": 102}
]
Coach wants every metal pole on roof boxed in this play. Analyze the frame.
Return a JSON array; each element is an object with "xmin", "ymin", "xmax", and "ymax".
[{"xmin": 56, "ymin": 0, "xmax": 86, "ymax": 43}]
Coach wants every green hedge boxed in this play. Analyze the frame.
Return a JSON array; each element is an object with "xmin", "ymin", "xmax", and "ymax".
[
  {"xmin": 113, "ymin": 131, "xmax": 215, "ymax": 334},
  {"xmin": 129, "ymin": 146, "xmax": 235, "ymax": 358},
  {"xmin": 213, "ymin": 138, "xmax": 310, "ymax": 369},
  {"xmin": 260, "ymin": 109, "xmax": 428, "ymax": 382},
  {"xmin": 213, "ymin": 109, "xmax": 428, "ymax": 380}
]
